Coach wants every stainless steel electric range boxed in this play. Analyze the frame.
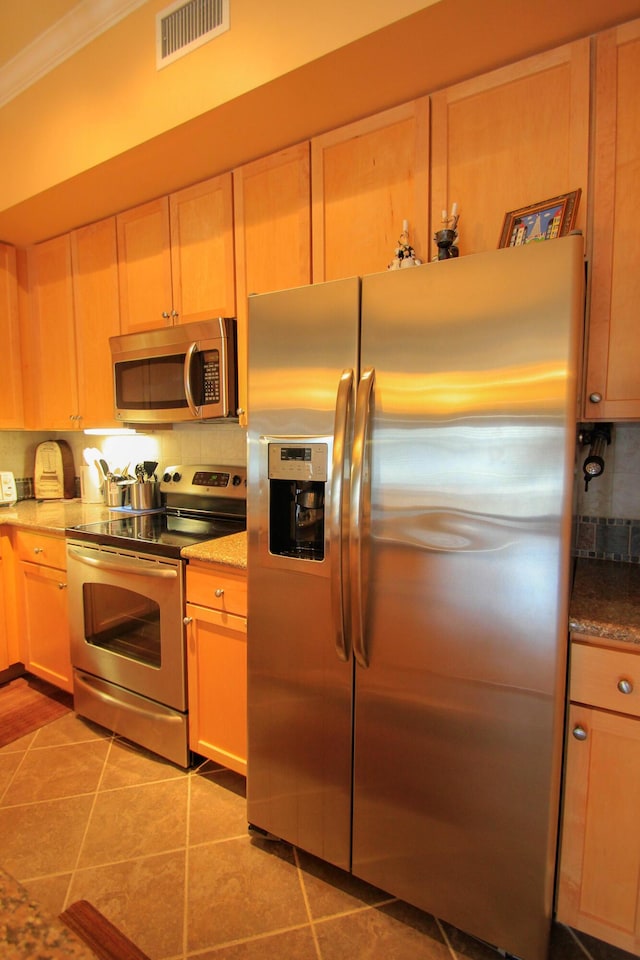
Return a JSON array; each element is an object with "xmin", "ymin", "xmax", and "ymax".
[{"xmin": 65, "ymin": 464, "xmax": 246, "ymax": 767}]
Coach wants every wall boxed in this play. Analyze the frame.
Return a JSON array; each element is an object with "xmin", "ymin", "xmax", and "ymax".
[
  {"xmin": 574, "ymin": 423, "xmax": 640, "ymax": 561},
  {"xmin": 0, "ymin": 423, "xmax": 246, "ymax": 499}
]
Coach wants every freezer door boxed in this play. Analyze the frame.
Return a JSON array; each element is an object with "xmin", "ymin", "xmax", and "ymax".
[
  {"xmin": 352, "ymin": 237, "xmax": 583, "ymax": 960},
  {"xmin": 246, "ymin": 277, "xmax": 360, "ymax": 870}
]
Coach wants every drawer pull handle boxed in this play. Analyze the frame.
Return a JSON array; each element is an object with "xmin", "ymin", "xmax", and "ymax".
[
  {"xmin": 215, "ymin": 588, "xmax": 224, "ymax": 598},
  {"xmin": 572, "ymin": 725, "xmax": 588, "ymax": 741},
  {"xmin": 617, "ymin": 678, "xmax": 634, "ymax": 695}
]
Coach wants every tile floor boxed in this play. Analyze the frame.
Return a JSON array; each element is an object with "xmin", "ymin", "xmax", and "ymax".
[{"xmin": 0, "ymin": 710, "xmax": 636, "ymax": 960}]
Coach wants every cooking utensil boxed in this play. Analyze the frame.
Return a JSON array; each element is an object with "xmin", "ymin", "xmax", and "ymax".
[
  {"xmin": 135, "ymin": 463, "xmax": 145, "ymax": 482},
  {"xmin": 143, "ymin": 461, "xmax": 158, "ymax": 480}
]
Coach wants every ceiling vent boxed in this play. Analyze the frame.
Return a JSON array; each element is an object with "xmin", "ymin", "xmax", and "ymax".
[{"xmin": 156, "ymin": 0, "xmax": 229, "ymax": 69}]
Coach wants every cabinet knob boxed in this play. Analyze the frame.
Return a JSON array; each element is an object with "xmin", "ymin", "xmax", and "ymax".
[
  {"xmin": 183, "ymin": 616, "xmax": 193, "ymax": 625},
  {"xmin": 572, "ymin": 725, "xmax": 588, "ymax": 741},
  {"xmin": 617, "ymin": 678, "xmax": 634, "ymax": 695},
  {"xmin": 215, "ymin": 588, "xmax": 224, "ymax": 598},
  {"xmin": 58, "ymin": 582, "xmax": 67, "ymax": 590},
  {"xmin": 33, "ymin": 547, "xmax": 43, "ymax": 555},
  {"xmin": 171, "ymin": 309, "xmax": 179, "ymax": 319},
  {"xmin": 589, "ymin": 392, "xmax": 602, "ymax": 403},
  {"xmin": 162, "ymin": 311, "xmax": 171, "ymax": 319}
]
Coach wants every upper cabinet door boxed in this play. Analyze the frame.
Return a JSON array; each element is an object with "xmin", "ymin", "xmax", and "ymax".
[
  {"xmin": 25, "ymin": 234, "xmax": 79, "ymax": 429},
  {"xmin": 430, "ymin": 40, "xmax": 590, "ymax": 256},
  {"xmin": 0, "ymin": 243, "xmax": 24, "ymax": 429},
  {"xmin": 169, "ymin": 173, "xmax": 236, "ymax": 324},
  {"xmin": 233, "ymin": 143, "xmax": 311, "ymax": 421},
  {"xmin": 312, "ymin": 98, "xmax": 430, "ymax": 281},
  {"xmin": 71, "ymin": 217, "xmax": 122, "ymax": 429},
  {"xmin": 117, "ymin": 198, "xmax": 173, "ymax": 333},
  {"xmin": 584, "ymin": 20, "xmax": 640, "ymax": 421}
]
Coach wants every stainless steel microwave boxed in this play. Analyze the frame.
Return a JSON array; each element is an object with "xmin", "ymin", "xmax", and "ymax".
[{"xmin": 110, "ymin": 318, "xmax": 237, "ymax": 423}]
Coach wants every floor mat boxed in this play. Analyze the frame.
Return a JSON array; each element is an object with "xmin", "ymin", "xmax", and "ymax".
[{"xmin": 0, "ymin": 675, "xmax": 72, "ymax": 748}]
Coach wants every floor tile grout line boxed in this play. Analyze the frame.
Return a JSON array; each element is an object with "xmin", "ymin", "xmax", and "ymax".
[
  {"xmin": 62, "ymin": 732, "xmax": 117, "ymax": 912},
  {"xmin": 182, "ymin": 767, "xmax": 192, "ymax": 960},
  {"xmin": 292, "ymin": 846, "xmax": 324, "ymax": 960},
  {"xmin": 182, "ymin": 920, "xmax": 319, "ymax": 959},
  {"xmin": 564, "ymin": 923, "xmax": 598, "ymax": 960},
  {"xmin": 436, "ymin": 915, "xmax": 459, "ymax": 960},
  {"xmin": 0, "ymin": 737, "xmax": 34, "ymax": 806}
]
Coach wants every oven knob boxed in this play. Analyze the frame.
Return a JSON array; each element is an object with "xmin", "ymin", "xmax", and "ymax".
[
  {"xmin": 232, "ymin": 475, "xmax": 242, "ymax": 486},
  {"xmin": 162, "ymin": 472, "xmax": 172, "ymax": 483},
  {"xmin": 172, "ymin": 472, "xmax": 182, "ymax": 483}
]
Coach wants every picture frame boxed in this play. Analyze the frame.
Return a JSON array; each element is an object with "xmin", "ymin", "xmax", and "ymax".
[{"xmin": 498, "ymin": 189, "xmax": 581, "ymax": 248}]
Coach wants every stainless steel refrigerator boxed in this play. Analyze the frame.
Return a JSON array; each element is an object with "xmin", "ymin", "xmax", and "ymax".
[{"xmin": 246, "ymin": 235, "xmax": 584, "ymax": 960}]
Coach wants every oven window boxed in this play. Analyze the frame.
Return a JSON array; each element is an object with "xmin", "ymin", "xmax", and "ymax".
[{"xmin": 82, "ymin": 583, "xmax": 161, "ymax": 668}]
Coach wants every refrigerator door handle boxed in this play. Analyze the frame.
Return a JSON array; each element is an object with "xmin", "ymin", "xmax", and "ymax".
[
  {"xmin": 350, "ymin": 366, "xmax": 375, "ymax": 669},
  {"xmin": 330, "ymin": 368, "xmax": 354, "ymax": 662}
]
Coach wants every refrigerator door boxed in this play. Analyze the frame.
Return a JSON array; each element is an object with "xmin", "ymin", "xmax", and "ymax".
[
  {"xmin": 351, "ymin": 237, "xmax": 583, "ymax": 960},
  {"xmin": 246, "ymin": 277, "xmax": 360, "ymax": 870}
]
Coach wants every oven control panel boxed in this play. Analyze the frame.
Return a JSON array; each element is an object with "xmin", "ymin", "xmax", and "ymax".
[{"xmin": 160, "ymin": 464, "xmax": 247, "ymax": 501}]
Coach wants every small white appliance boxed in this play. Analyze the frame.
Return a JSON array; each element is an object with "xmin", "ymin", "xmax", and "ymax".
[{"xmin": 0, "ymin": 471, "xmax": 17, "ymax": 506}]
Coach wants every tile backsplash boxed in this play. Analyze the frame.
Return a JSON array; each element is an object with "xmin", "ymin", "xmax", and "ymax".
[
  {"xmin": 2, "ymin": 421, "xmax": 639, "ymax": 562},
  {"xmin": 0, "ymin": 422, "xmax": 247, "ymax": 498},
  {"xmin": 573, "ymin": 422, "xmax": 640, "ymax": 563}
]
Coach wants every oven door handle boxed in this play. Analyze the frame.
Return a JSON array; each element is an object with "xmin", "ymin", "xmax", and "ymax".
[
  {"xmin": 75, "ymin": 671, "xmax": 185, "ymax": 724},
  {"xmin": 67, "ymin": 546, "xmax": 179, "ymax": 579}
]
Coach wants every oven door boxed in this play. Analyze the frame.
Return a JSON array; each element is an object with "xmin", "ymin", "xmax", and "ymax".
[{"xmin": 67, "ymin": 540, "xmax": 186, "ymax": 711}]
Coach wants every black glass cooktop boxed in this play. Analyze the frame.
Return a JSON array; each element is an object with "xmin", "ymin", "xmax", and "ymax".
[{"xmin": 66, "ymin": 510, "xmax": 246, "ymax": 559}]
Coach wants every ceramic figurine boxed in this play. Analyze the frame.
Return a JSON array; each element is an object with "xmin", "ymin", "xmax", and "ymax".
[
  {"xmin": 388, "ymin": 220, "xmax": 422, "ymax": 270},
  {"xmin": 433, "ymin": 203, "xmax": 460, "ymax": 260}
]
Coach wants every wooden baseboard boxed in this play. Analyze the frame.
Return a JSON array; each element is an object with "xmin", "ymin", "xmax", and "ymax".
[{"xmin": 59, "ymin": 900, "xmax": 151, "ymax": 960}]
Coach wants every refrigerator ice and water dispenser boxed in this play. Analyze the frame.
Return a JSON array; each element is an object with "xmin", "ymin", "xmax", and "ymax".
[{"xmin": 268, "ymin": 442, "xmax": 328, "ymax": 561}]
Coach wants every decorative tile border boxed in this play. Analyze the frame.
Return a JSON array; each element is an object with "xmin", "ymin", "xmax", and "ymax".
[{"xmin": 574, "ymin": 516, "xmax": 640, "ymax": 563}]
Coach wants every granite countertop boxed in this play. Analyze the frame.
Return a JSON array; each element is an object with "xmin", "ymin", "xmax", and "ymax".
[
  {"xmin": 570, "ymin": 558, "xmax": 640, "ymax": 645},
  {"xmin": 0, "ymin": 867, "xmax": 96, "ymax": 959},
  {"xmin": 0, "ymin": 499, "xmax": 247, "ymax": 569}
]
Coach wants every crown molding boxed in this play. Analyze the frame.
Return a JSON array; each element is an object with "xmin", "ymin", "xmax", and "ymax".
[{"xmin": 0, "ymin": 0, "xmax": 149, "ymax": 109}]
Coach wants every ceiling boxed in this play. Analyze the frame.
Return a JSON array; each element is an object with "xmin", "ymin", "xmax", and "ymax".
[
  {"xmin": 2, "ymin": 0, "xmax": 640, "ymax": 247},
  {"xmin": 0, "ymin": 0, "xmax": 85, "ymax": 67}
]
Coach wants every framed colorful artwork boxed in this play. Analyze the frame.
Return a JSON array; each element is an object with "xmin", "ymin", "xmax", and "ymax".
[{"xmin": 498, "ymin": 190, "xmax": 581, "ymax": 248}]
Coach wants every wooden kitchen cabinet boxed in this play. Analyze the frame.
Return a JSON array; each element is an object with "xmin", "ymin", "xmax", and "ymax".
[
  {"xmin": 0, "ymin": 243, "xmax": 24, "ymax": 429},
  {"xmin": 557, "ymin": 637, "xmax": 640, "ymax": 953},
  {"xmin": 70, "ymin": 217, "xmax": 122, "ymax": 428},
  {"xmin": 21, "ymin": 221, "xmax": 120, "ymax": 430},
  {"xmin": 117, "ymin": 173, "xmax": 235, "ymax": 334},
  {"xmin": 21, "ymin": 234, "xmax": 79, "ymax": 429},
  {"xmin": 0, "ymin": 531, "xmax": 19, "ymax": 671},
  {"xmin": 430, "ymin": 39, "xmax": 590, "ymax": 257},
  {"xmin": 185, "ymin": 561, "xmax": 247, "ymax": 775},
  {"xmin": 233, "ymin": 142, "xmax": 311, "ymax": 421},
  {"xmin": 0, "ymin": 544, "xmax": 7, "ymax": 672},
  {"xmin": 311, "ymin": 98, "xmax": 430, "ymax": 281},
  {"xmin": 14, "ymin": 530, "xmax": 71, "ymax": 693},
  {"xmin": 583, "ymin": 19, "xmax": 640, "ymax": 420}
]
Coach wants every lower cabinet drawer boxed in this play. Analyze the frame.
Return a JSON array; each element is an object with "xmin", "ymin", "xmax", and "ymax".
[
  {"xmin": 570, "ymin": 642, "xmax": 640, "ymax": 718},
  {"xmin": 186, "ymin": 562, "xmax": 247, "ymax": 616},
  {"xmin": 15, "ymin": 530, "xmax": 67, "ymax": 570}
]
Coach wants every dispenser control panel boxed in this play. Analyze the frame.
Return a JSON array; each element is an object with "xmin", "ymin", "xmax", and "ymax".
[{"xmin": 268, "ymin": 443, "xmax": 328, "ymax": 482}]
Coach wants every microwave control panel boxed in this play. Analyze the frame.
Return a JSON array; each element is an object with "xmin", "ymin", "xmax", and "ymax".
[
  {"xmin": 268, "ymin": 443, "xmax": 328, "ymax": 482},
  {"xmin": 202, "ymin": 350, "xmax": 220, "ymax": 403}
]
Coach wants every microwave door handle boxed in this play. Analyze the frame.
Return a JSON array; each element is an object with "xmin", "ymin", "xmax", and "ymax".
[{"xmin": 184, "ymin": 342, "xmax": 200, "ymax": 417}]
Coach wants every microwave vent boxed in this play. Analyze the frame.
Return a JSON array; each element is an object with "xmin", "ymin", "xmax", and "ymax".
[{"xmin": 156, "ymin": 0, "xmax": 229, "ymax": 68}]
